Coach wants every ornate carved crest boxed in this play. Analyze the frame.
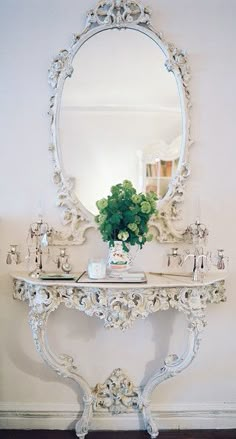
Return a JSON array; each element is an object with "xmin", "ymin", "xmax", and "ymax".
[
  {"xmin": 93, "ymin": 368, "xmax": 141, "ymax": 414},
  {"xmin": 86, "ymin": 0, "xmax": 151, "ymax": 28}
]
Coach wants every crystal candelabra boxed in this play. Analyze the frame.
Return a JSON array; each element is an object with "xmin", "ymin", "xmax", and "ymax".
[
  {"xmin": 182, "ymin": 218, "xmax": 210, "ymax": 280},
  {"xmin": 166, "ymin": 219, "xmax": 228, "ymax": 281},
  {"xmin": 166, "ymin": 246, "xmax": 210, "ymax": 282},
  {"xmin": 27, "ymin": 217, "xmax": 53, "ymax": 278},
  {"xmin": 6, "ymin": 218, "xmax": 75, "ymax": 278}
]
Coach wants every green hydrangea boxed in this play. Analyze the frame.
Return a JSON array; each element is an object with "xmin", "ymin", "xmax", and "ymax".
[
  {"xmin": 95, "ymin": 180, "xmax": 158, "ymax": 249},
  {"xmin": 97, "ymin": 214, "xmax": 107, "ymax": 224},
  {"xmin": 141, "ymin": 201, "xmax": 151, "ymax": 214},
  {"xmin": 123, "ymin": 180, "xmax": 133, "ymax": 189},
  {"xmin": 118, "ymin": 231, "xmax": 129, "ymax": 241},
  {"xmin": 128, "ymin": 223, "xmax": 138, "ymax": 232},
  {"xmin": 96, "ymin": 198, "xmax": 108, "ymax": 210},
  {"xmin": 131, "ymin": 194, "xmax": 142, "ymax": 204}
]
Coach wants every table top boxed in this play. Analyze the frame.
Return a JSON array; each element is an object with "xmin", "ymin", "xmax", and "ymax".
[{"xmin": 11, "ymin": 271, "xmax": 226, "ymax": 289}]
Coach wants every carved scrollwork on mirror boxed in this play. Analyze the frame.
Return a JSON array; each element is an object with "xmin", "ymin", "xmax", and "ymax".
[{"xmin": 48, "ymin": 0, "xmax": 192, "ymax": 244}]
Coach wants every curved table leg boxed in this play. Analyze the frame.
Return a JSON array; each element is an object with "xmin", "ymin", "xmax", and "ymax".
[
  {"xmin": 29, "ymin": 308, "xmax": 93, "ymax": 439},
  {"xmin": 141, "ymin": 323, "xmax": 202, "ymax": 438}
]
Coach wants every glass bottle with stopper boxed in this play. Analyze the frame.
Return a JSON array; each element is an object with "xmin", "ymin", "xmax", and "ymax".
[
  {"xmin": 167, "ymin": 248, "xmax": 182, "ymax": 269},
  {"xmin": 6, "ymin": 244, "xmax": 21, "ymax": 265},
  {"xmin": 55, "ymin": 248, "xmax": 72, "ymax": 274},
  {"xmin": 211, "ymin": 249, "xmax": 229, "ymax": 272}
]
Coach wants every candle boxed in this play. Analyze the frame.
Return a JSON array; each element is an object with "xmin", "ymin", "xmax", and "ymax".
[{"xmin": 88, "ymin": 258, "xmax": 106, "ymax": 279}]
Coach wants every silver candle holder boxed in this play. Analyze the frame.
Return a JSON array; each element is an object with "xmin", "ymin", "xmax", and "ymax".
[
  {"xmin": 27, "ymin": 217, "xmax": 53, "ymax": 278},
  {"xmin": 181, "ymin": 247, "xmax": 211, "ymax": 282},
  {"xmin": 55, "ymin": 248, "xmax": 72, "ymax": 274},
  {"xmin": 6, "ymin": 244, "xmax": 21, "ymax": 265},
  {"xmin": 166, "ymin": 219, "xmax": 228, "ymax": 281}
]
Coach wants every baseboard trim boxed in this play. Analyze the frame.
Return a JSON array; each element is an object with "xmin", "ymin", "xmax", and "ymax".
[{"xmin": 0, "ymin": 403, "xmax": 235, "ymax": 430}]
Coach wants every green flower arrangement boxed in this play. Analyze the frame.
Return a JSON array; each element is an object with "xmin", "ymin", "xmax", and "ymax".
[{"xmin": 95, "ymin": 180, "xmax": 158, "ymax": 251}]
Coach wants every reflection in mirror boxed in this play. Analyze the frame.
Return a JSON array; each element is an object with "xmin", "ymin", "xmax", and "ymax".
[
  {"xmin": 144, "ymin": 136, "xmax": 181, "ymax": 198},
  {"xmin": 59, "ymin": 28, "xmax": 182, "ymax": 215}
]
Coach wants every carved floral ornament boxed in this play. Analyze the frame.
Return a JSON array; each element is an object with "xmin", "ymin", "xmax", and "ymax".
[
  {"xmin": 13, "ymin": 279, "xmax": 226, "ymax": 331},
  {"xmin": 93, "ymin": 368, "xmax": 141, "ymax": 414},
  {"xmin": 86, "ymin": 0, "xmax": 151, "ymax": 27},
  {"xmin": 48, "ymin": 0, "xmax": 192, "ymax": 245}
]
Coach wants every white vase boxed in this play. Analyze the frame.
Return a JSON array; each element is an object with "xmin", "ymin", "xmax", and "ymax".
[{"xmin": 108, "ymin": 240, "xmax": 131, "ymax": 276}]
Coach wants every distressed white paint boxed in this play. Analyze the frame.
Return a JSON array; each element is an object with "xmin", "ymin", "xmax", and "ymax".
[{"xmin": 12, "ymin": 273, "xmax": 226, "ymax": 437}]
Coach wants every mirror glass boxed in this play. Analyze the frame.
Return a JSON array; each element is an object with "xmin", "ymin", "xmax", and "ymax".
[{"xmin": 59, "ymin": 28, "xmax": 182, "ymax": 215}]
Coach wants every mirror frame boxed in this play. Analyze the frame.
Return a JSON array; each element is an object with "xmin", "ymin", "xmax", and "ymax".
[{"xmin": 48, "ymin": 0, "xmax": 192, "ymax": 244}]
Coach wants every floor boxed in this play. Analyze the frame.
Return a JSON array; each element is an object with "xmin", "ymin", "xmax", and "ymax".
[{"xmin": 0, "ymin": 431, "xmax": 236, "ymax": 439}]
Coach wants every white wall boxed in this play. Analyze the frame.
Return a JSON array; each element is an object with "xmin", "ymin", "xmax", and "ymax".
[{"xmin": 0, "ymin": 0, "xmax": 236, "ymax": 430}]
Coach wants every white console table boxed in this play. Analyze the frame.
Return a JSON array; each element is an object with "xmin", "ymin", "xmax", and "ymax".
[{"xmin": 12, "ymin": 272, "xmax": 226, "ymax": 438}]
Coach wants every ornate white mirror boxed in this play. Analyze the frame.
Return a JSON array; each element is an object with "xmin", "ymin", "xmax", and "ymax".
[{"xmin": 49, "ymin": 0, "xmax": 192, "ymax": 244}]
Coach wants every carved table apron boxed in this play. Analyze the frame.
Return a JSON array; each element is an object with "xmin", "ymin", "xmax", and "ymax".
[{"xmin": 12, "ymin": 273, "xmax": 226, "ymax": 438}]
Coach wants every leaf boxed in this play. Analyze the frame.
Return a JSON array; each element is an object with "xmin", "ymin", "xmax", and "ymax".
[{"xmin": 109, "ymin": 213, "xmax": 122, "ymax": 225}]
